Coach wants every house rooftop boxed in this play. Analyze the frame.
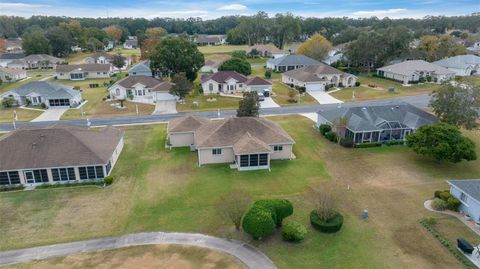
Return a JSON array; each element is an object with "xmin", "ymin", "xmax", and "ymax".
[
  {"xmin": 283, "ymin": 63, "xmax": 351, "ymax": 82},
  {"xmin": 7, "ymin": 81, "xmax": 79, "ymax": 99},
  {"xmin": 201, "ymin": 71, "xmax": 248, "ymax": 84},
  {"xmin": 433, "ymin": 55, "xmax": 480, "ymax": 69},
  {"xmin": 0, "ymin": 52, "xmax": 25, "ymax": 60},
  {"xmin": 267, "ymin": 54, "xmax": 321, "ymax": 67},
  {"xmin": 168, "ymin": 115, "xmax": 211, "ymax": 133},
  {"xmin": 0, "ymin": 125, "xmax": 123, "ymax": 170},
  {"xmin": 245, "ymin": 77, "xmax": 272, "ymax": 86},
  {"xmin": 23, "ymin": 54, "xmax": 64, "ymax": 63},
  {"xmin": 448, "ymin": 180, "xmax": 480, "ymax": 203},
  {"xmin": 114, "ymin": 75, "xmax": 173, "ymax": 92},
  {"xmin": 56, "ymin": 64, "xmax": 111, "ymax": 73},
  {"xmin": 377, "ymin": 60, "xmax": 455, "ymax": 76},
  {"xmin": 0, "ymin": 67, "xmax": 26, "ymax": 75},
  {"xmin": 248, "ymin": 44, "xmax": 286, "ymax": 54}
]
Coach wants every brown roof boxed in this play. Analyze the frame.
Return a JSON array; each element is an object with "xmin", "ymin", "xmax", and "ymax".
[
  {"xmin": 233, "ymin": 132, "xmax": 272, "ymax": 154},
  {"xmin": 204, "ymin": 59, "xmax": 223, "ymax": 68},
  {"xmin": 168, "ymin": 116, "xmax": 210, "ymax": 133},
  {"xmin": 248, "ymin": 44, "xmax": 285, "ymax": 54},
  {"xmin": 0, "ymin": 125, "xmax": 124, "ymax": 171},
  {"xmin": 56, "ymin": 64, "xmax": 111, "ymax": 73},
  {"xmin": 115, "ymin": 75, "xmax": 173, "ymax": 91},
  {"xmin": 90, "ymin": 52, "xmax": 114, "ymax": 60},
  {"xmin": 194, "ymin": 117, "xmax": 294, "ymax": 149},
  {"xmin": 283, "ymin": 64, "xmax": 349, "ymax": 82},
  {"xmin": 245, "ymin": 77, "xmax": 271, "ymax": 86},
  {"xmin": 201, "ymin": 71, "xmax": 248, "ymax": 84},
  {"xmin": 0, "ymin": 67, "xmax": 26, "ymax": 76}
]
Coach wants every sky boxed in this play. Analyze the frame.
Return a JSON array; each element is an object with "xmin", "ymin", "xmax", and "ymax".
[{"xmin": 0, "ymin": 0, "xmax": 479, "ymax": 19}]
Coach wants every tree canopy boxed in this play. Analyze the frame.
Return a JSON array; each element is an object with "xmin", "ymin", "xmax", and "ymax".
[
  {"xmin": 237, "ymin": 92, "xmax": 260, "ymax": 117},
  {"xmin": 169, "ymin": 72, "xmax": 193, "ymax": 99},
  {"xmin": 219, "ymin": 57, "xmax": 251, "ymax": 76},
  {"xmin": 297, "ymin": 33, "xmax": 332, "ymax": 61},
  {"xmin": 22, "ymin": 31, "xmax": 51, "ymax": 55}
]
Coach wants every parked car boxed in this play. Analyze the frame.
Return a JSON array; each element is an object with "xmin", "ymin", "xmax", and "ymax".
[
  {"xmin": 263, "ymin": 89, "xmax": 270, "ymax": 97},
  {"xmin": 257, "ymin": 92, "xmax": 265, "ymax": 101}
]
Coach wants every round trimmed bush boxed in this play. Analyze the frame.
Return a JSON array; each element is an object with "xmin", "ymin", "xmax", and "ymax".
[
  {"xmin": 434, "ymin": 190, "xmax": 443, "ymax": 199},
  {"xmin": 282, "ymin": 221, "xmax": 307, "ymax": 242},
  {"xmin": 254, "ymin": 199, "xmax": 293, "ymax": 226},
  {"xmin": 447, "ymin": 196, "xmax": 461, "ymax": 211},
  {"xmin": 310, "ymin": 210, "xmax": 343, "ymax": 233},
  {"xmin": 242, "ymin": 205, "xmax": 276, "ymax": 240},
  {"xmin": 104, "ymin": 176, "xmax": 114, "ymax": 185},
  {"xmin": 431, "ymin": 198, "xmax": 448, "ymax": 211},
  {"xmin": 324, "ymin": 131, "xmax": 337, "ymax": 142},
  {"xmin": 439, "ymin": 191, "xmax": 452, "ymax": 201},
  {"xmin": 319, "ymin": 124, "xmax": 332, "ymax": 136}
]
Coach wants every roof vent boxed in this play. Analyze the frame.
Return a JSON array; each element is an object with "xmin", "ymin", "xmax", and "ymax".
[{"xmin": 361, "ymin": 107, "xmax": 367, "ymax": 110}]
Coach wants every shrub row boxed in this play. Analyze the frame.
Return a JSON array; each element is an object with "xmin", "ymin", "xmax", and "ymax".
[
  {"xmin": 355, "ymin": 142, "xmax": 382, "ymax": 148},
  {"xmin": 310, "ymin": 210, "xmax": 344, "ymax": 233},
  {"xmin": 35, "ymin": 181, "xmax": 105, "ymax": 189},
  {"xmin": 282, "ymin": 221, "xmax": 307, "ymax": 242},
  {"xmin": 433, "ymin": 190, "xmax": 461, "ymax": 211},
  {"xmin": 242, "ymin": 199, "xmax": 293, "ymax": 240},
  {"xmin": 385, "ymin": 140, "xmax": 404, "ymax": 146},
  {"xmin": 0, "ymin": 185, "xmax": 24, "ymax": 192}
]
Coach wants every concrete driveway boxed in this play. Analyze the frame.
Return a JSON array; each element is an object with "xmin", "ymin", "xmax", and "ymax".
[
  {"xmin": 260, "ymin": 97, "xmax": 280, "ymax": 108},
  {"xmin": 152, "ymin": 100, "xmax": 177, "ymax": 115},
  {"xmin": 31, "ymin": 108, "xmax": 68, "ymax": 122},
  {"xmin": 307, "ymin": 91, "xmax": 343, "ymax": 104}
]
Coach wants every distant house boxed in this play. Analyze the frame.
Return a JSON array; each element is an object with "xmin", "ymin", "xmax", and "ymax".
[
  {"xmin": 377, "ymin": 60, "xmax": 455, "ymax": 85},
  {"xmin": 0, "ymin": 67, "xmax": 27, "ymax": 82},
  {"xmin": 323, "ymin": 43, "xmax": 347, "ymax": 65},
  {"xmin": 448, "ymin": 180, "xmax": 480, "ymax": 222},
  {"xmin": 167, "ymin": 116, "xmax": 295, "ymax": 170},
  {"xmin": 467, "ymin": 41, "xmax": 480, "ymax": 55},
  {"xmin": 21, "ymin": 54, "xmax": 65, "ymax": 69},
  {"xmin": 195, "ymin": 35, "xmax": 226, "ymax": 46},
  {"xmin": 128, "ymin": 60, "xmax": 154, "ymax": 77},
  {"xmin": 200, "ymin": 71, "xmax": 271, "ymax": 95},
  {"xmin": 7, "ymin": 59, "xmax": 28, "ymax": 69},
  {"xmin": 200, "ymin": 60, "xmax": 223, "ymax": 73},
  {"xmin": 267, "ymin": 54, "xmax": 320, "ymax": 72},
  {"xmin": 433, "ymin": 55, "xmax": 480, "ymax": 76},
  {"xmin": 56, "ymin": 64, "xmax": 112, "ymax": 80},
  {"xmin": 1, "ymin": 81, "xmax": 82, "ymax": 107},
  {"xmin": 282, "ymin": 64, "xmax": 356, "ymax": 91},
  {"xmin": 0, "ymin": 52, "xmax": 25, "ymax": 67},
  {"xmin": 316, "ymin": 103, "xmax": 437, "ymax": 145},
  {"xmin": 84, "ymin": 52, "xmax": 130, "ymax": 70},
  {"xmin": 108, "ymin": 75, "xmax": 176, "ymax": 105},
  {"xmin": 247, "ymin": 44, "xmax": 288, "ymax": 59},
  {"xmin": 0, "ymin": 125, "xmax": 124, "ymax": 186},
  {"xmin": 5, "ymin": 38, "xmax": 22, "ymax": 52},
  {"xmin": 123, "ymin": 36, "xmax": 138, "ymax": 49},
  {"xmin": 104, "ymin": 41, "xmax": 114, "ymax": 51}
]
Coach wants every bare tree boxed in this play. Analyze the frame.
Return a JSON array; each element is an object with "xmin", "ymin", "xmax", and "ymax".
[
  {"xmin": 215, "ymin": 190, "xmax": 252, "ymax": 230},
  {"xmin": 310, "ymin": 186, "xmax": 336, "ymax": 221}
]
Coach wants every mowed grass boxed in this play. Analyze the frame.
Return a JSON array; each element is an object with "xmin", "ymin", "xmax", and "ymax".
[
  {"xmin": 331, "ymin": 74, "xmax": 440, "ymax": 102},
  {"xmin": 272, "ymin": 82, "xmax": 317, "ymax": 106},
  {"xmin": 7, "ymin": 244, "xmax": 246, "ymax": 269},
  {"xmin": 0, "ymin": 107, "xmax": 42, "ymax": 122},
  {"xmin": 198, "ymin": 45, "xmax": 249, "ymax": 55},
  {"xmin": 0, "ymin": 75, "xmax": 50, "ymax": 95},
  {"xmin": 1, "ymin": 116, "xmax": 480, "ymax": 268}
]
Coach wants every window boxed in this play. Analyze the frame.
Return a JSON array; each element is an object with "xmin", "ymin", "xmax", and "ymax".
[
  {"xmin": 209, "ymin": 83, "xmax": 213, "ymax": 92},
  {"xmin": 239, "ymin": 154, "xmax": 269, "ymax": 168},
  {"xmin": 115, "ymin": 88, "xmax": 120, "ymax": 95},
  {"xmin": 78, "ymin": 166, "xmax": 105, "ymax": 180},
  {"xmin": 51, "ymin": 167, "xmax": 76, "ymax": 181},
  {"xmin": 238, "ymin": 83, "xmax": 243, "ymax": 88},
  {"xmin": 0, "ymin": 171, "xmax": 20, "ymax": 185},
  {"xmin": 461, "ymin": 192, "xmax": 468, "ymax": 203},
  {"xmin": 212, "ymin": 148, "xmax": 222, "ymax": 155},
  {"xmin": 106, "ymin": 161, "xmax": 112, "ymax": 175},
  {"xmin": 274, "ymin": 145, "xmax": 283, "ymax": 151}
]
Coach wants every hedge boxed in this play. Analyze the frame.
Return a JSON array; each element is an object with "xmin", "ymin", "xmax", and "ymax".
[
  {"xmin": 0, "ymin": 185, "xmax": 24, "ymax": 192},
  {"xmin": 254, "ymin": 199, "xmax": 293, "ymax": 227},
  {"xmin": 310, "ymin": 210, "xmax": 344, "ymax": 233},
  {"xmin": 242, "ymin": 205, "xmax": 276, "ymax": 240},
  {"xmin": 447, "ymin": 196, "xmax": 461, "ymax": 211},
  {"xmin": 104, "ymin": 176, "xmax": 114, "ymax": 185},
  {"xmin": 319, "ymin": 124, "xmax": 331, "ymax": 136},
  {"xmin": 324, "ymin": 131, "xmax": 337, "ymax": 142},
  {"xmin": 355, "ymin": 142, "xmax": 382, "ymax": 148},
  {"xmin": 385, "ymin": 140, "xmax": 404, "ymax": 146},
  {"xmin": 339, "ymin": 138, "xmax": 354, "ymax": 148},
  {"xmin": 431, "ymin": 198, "xmax": 448, "ymax": 211},
  {"xmin": 282, "ymin": 221, "xmax": 307, "ymax": 242}
]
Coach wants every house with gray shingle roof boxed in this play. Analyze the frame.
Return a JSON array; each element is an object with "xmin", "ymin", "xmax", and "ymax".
[
  {"xmin": 448, "ymin": 180, "xmax": 480, "ymax": 222},
  {"xmin": 1, "ymin": 81, "xmax": 82, "ymax": 107},
  {"xmin": 0, "ymin": 67, "xmax": 26, "ymax": 82},
  {"xmin": 267, "ymin": 54, "xmax": 320, "ymax": 72},
  {"xmin": 200, "ymin": 71, "xmax": 271, "ymax": 95},
  {"xmin": 194, "ymin": 35, "xmax": 226, "ymax": 46},
  {"xmin": 316, "ymin": 102, "xmax": 437, "ymax": 145},
  {"xmin": 56, "ymin": 64, "xmax": 112, "ymax": 80},
  {"xmin": 0, "ymin": 52, "xmax": 25, "ymax": 67},
  {"xmin": 377, "ymin": 60, "xmax": 455, "ymax": 85},
  {"xmin": 282, "ymin": 63, "xmax": 357, "ymax": 91},
  {"xmin": 108, "ymin": 75, "xmax": 176, "ymax": 104},
  {"xmin": 22, "ymin": 54, "xmax": 65, "ymax": 69},
  {"xmin": 433, "ymin": 55, "xmax": 480, "ymax": 76},
  {"xmin": 167, "ymin": 116, "xmax": 295, "ymax": 170},
  {"xmin": 128, "ymin": 60, "xmax": 154, "ymax": 77}
]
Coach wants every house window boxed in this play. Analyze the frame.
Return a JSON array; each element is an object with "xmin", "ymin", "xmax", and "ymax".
[
  {"xmin": 24, "ymin": 169, "xmax": 48, "ymax": 184},
  {"xmin": 460, "ymin": 192, "xmax": 468, "ymax": 203},
  {"xmin": 238, "ymin": 83, "xmax": 243, "ymax": 88},
  {"xmin": 274, "ymin": 145, "xmax": 283, "ymax": 151},
  {"xmin": 212, "ymin": 148, "xmax": 222, "ymax": 155},
  {"xmin": 78, "ymin": 166, "xmax": 104, "ymax": 180},
  {"xmin": 239, "ymin": 154, "xmax": 269, "ymax": 167},
  {"xmin": 209, "ymin": 83, "xmax": 213, "ymax": 92},
  {"xmin": 116, "ymin": 88, "xmax": 120, "ymax": 95},
  {"xmin": 0, "ymin": 171, "xmax": 20, "ymax": 185},
  {"xmin": 51, "ymin": 167, "xmax": 76, "ymax": 181}
]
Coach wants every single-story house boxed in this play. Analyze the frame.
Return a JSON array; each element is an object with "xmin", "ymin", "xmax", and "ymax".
[
  {"xmin": 128, "ymin": 60, "xmax": 154, "ymax": 77},
  {"xmin": 448, "ymin": 180, "xmax": 480, "ymax": 222},
  {"xmin": 0, "ymin": 125, "xmax": 124, "ymax": 186},
  {"xmin": 200, "ymin": 60, "xmax": 223, "ymax": 73},
  {"xmin": 376, "ymin": 60, "xmax": 455, "ymax": 85},
  {"xmin": 7, "ymin": 59, "xmax": 28, "ymax": 69},
  {"xmin": 21, "ymin": 54, "xmax": 65, "ymax": 69},
  {"xmin": 0, "ymin": 52, "xmax": 25, "ymax": 67},
  {"xmin": 108, "ymin": 75, "xmax": 176, "ymax": 105},
  {"xmin": 316, "ymin": 102, "xmax": 437, "ymax": 145},
  {"xmin": 56, "ymin": 64, "xmax": 112, "ymax": 80},
  {"xmin": 84, "ymin": 52, "xmax": 130, "ymax": 69},
  {"xmin": 323, "ymin": 43, "xmax": 347, "ymax": 65},
  {"xmin": 0, "ymin": 67, "xmax": 27, "ymax": 82},
  {"xmin": 282, "ymin": 64, "xmax": 357, "ymax": 91},
  {"xmin": 467, "ymin": 41, "xmax": 480, "ymax": 56},
  {"xmin": 1, "ymin": 81, "xmax": 82, "ymax": 107},
  {"xmin": 5, "ymin": 38, "xmax": 22, "ymax": 52},
  {"xmin": 247, "ymin": 44, "xmax": 288, "ymax": 59},
  {"xmin": 123, "ymin": 36, "xmax": 138, "ymax": 49},
  {"xmin": 433, "ymin": 55, "xmax": 480, "ymax": 76},
  {"xmin": 194, "ymin": 35, "xmax": 226, "ymax": 46},
  {"xmin": 167, "ymin": 116, "xmax": 295, "ymax": 170},
  {"xmin": 200, "ymin": 71, "xmax": 271, "ymax": 95},
  {"xmin": 267, "ymin": 54, "xmax": 321, "ymax": 72}
]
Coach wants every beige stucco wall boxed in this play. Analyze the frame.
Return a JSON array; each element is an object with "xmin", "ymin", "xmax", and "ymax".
[
  {"xmin": 270, "ymin": 144, "xmax": 293, "ymax": 160},
  {"xmin": 169, "ymin": 132, "xmax": 195, "ymax": 147},
  {"xmin": 198, "ymin": 147, "xmax": 235, "ymax": 165}
]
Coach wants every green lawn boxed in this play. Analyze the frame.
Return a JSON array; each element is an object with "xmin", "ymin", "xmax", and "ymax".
[
  {"xmin": 0, "ymin": 75, "xmax": 50, "ymax": 95},
  {"xmin": 1, "ymin": 116, "xmax": 479, "ymax": 268},
  {"xmin": 247, "ymin": 57, "xmax": 267, "ymax": 65},
  {"xmin": 65, "ymin": 52, "xmax": 93, "ymax": 64},
  {"xmin": 272, "ymin": 82, "xmax": 317, "ymax": 106},
  {"xmin": 0, "ymin": 107, "xmax": 42, "ymax": 122},
  {"xmin": 198, "ymin": 45, "xmax": 249, "ymax": 55},
  {"xmin": 112, "ymin": 47, "xmax": 141, "ymax": 56}
]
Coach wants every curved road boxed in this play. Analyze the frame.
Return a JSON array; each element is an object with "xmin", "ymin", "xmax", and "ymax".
[
  {"xmin": 0, "ymin": 94, "xmax": 431, "ymax": 132},
  {"xmin": 0, "ymin": 232, "xmax": 277, "ymax": 268}
]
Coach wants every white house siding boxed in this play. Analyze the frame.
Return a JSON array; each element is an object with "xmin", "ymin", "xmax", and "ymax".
[
  {"xmin": 0, "ymin": 71, "xmax": 26, "ymax": 82},
  {"xmin": 450, "ymin": 185, "xmax": 480, "ymax": 222},
  {"xmin": 202, "ymin": 80, "xmax": 221, "ymax": 95},
  {"xmin": 57, "ymin": 71, "xmax": 111, "ymax": 80},
  {"xmin": 109, "ymin": 137, "xmax": 124, "ymax": 171},
  {"xmin": 169, "ymin": 132, "xmax": 195, "ymax": 147},
  {"xmin": 270, "ymin": 144, "xmax": 293, "ymax": 160},
  {"xmin": 198, "ymin": 147, "xmax": 235, "ymax": 165},
  {"xmin": 246, "ymin": 84, "xmax": 272, "ymax": 93},
  {"xmin": 201, "ymin": 79, "xmax": 246, "ymax": 95}
]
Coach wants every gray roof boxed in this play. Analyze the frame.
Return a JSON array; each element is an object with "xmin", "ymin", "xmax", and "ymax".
[
  {"xmin": 448, "ymin": 180, "xmax": 480, "ymax": 203},
  {"xmin": 8, "ymin": 81, "xmax": 80, "ymax": 99},
  {"xmin": 124, "ymin": 39, "xmax": 138, "ymax": 47},
  {"xmin": 283, "ymin": 64, "xmax": 352, "ymax": 82},
  {"xmin": 434, "ymin": 55, "xmax": 480, "ymax": 69},
  {"xmin": 56, "ymin": 64, "xmax": 111, "ymax": 73},
  {"xmin": 23, "ymin": 54, "xmax": 64, "ymax": 63},
  {"xmin": 0, "ymin": 52, "xmax": 25, "ymax": 60},
  {"xmin": 317, "ymin": 102, "xmax": 437, "ymax": 132},
  {"xmin": 195, "ymin": 35, "xmax": 224, "ymax": 43},
  {"xmin": 267, "ymin": 54, "xmax": 320, "ymax": 67},
  {"xmin": 113, "ymin": 75, "xmax": 173, "ymax": 92},
  {"xmin": 377, "ymin": 60, "xmax": 454, "ymax": 76},
  {"xmin": 128, "ymin": 61, "xmax": 152, "ymax": 75}
]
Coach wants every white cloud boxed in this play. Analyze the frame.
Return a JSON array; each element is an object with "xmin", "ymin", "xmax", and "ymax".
[
  {"xmin": 352, "ymin": 8, "xmax": 408, "ymax": 17},
  {"xmin": 217, "ymin": 4, "xmax": 247, "ymax": 11},
  {"xmin": 0, "ymin": 2, "xmax": 49, "ymax": 9}
]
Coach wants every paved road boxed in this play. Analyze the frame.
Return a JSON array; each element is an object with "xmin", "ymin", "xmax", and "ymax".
[
  {"xmin": 0, "ymin": 232, "xmax": 277, "ymax": 268},
  {"xmin": 0, "ymin": 94, "xmax": 431, "ymax": 132}
]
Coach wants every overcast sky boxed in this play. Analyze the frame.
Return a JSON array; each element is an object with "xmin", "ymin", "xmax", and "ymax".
[{"xmin": 0, "ymin": 0, "xmax": 479, "ymax": 19}]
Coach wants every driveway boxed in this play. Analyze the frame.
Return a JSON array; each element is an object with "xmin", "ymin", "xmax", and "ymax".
[
  {"xmin": 31, "ymin": 108, "xmax": 68, "ymax": 122},
  {"xmin": 307, "ymin": 91, "xmax": 343, "ymax": 104},
  {"xmin": 260, "ymin": 97, "xmax": 280, "ymax": 108},
  {"xmin": 0, "ymin": 232, "xmax": 277, "ymax": 269},
  {"xmin": 152, "ymin": 100, "xmax": 177, "ymax": 115}
]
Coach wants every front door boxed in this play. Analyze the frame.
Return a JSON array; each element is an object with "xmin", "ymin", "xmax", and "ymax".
[{"xmin": 24, "ymin": 171, "xmax": 34, "ymax": 184}]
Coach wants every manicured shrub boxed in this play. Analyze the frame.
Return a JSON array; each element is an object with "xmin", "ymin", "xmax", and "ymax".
[
  {"xmin": 355, "ymin": 142, "xmax": 382, "ymax": 148},
  {"xmin": 254, "ymin": 199, "xmax": 293, "ymax": 226},
  {"xmin": 310, "ymin": 210, "xmax": 344, "ymax": 233},
  {"xmin": 319, "ymin": 124, "xmax": 331, "ymax": 136},
  {"xmin": 355, "ymin": 81, "xmax": 360, "ymax": 87},
  {"xmin": 447, "ymin": 196, "xmax": 461, "ymax": 211},
  {"xmin": 439, "ymin": 191, "xmax": 452, "ymax": 201},
  {"xmin": 431, "ymin": 198, "xmax": 448, "ymax": 211},
  {"xmin": 242, "ymin": 205, "xmax": 276, "ymax": 240},
  {"xmin": 104, "ymin": 176, "xmax": 114, "ymax": 185},
  {"xmin": 434, "ymin": 190, "xmax": 443, "ymax": 199},
  {"xmin": 282, "ymin": 221, "xmax": 307, "ymax": 242},
  {"xmin": 385, "ymin": 140, "xmax": 404, "ymax": 146},
  {"xmin": 264, "ymin": 69, "xmax": 272, "ymax": 79},
  {"xmin": 324, "ymin": 131, "xmax": 337, "ymax": 142}
]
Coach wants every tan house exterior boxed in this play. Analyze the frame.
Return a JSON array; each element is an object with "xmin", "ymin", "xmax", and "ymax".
[
  {"xmin": 56, "ymin": 64, "xmax": 112, "ymax": 80},
  {"xmin": 0, "ymin": 67, "xmax": 27, "ymax": 82},
  {"xmin": 282, "ymin": 64, "xmax": 357, "ymax": 92},
  {"xmin": 201, "ymin": 71, "xmax": 272, "ymax": 95},
  {"xmin": 168, "ymin": 116, "xmax": 295, "ymax": 171},
  {"xmin": 377, "ymin": 60, "xmax": 455, "ymax": 85}
]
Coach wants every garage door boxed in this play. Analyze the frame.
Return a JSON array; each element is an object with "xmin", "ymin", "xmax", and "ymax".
[
  {"xmin": 48, "ymin": 99, "xmax": 70, "ymax": 106},
  {"xmin": 306, "ymin": 83, "xmax": 325, "ymax": 92}
]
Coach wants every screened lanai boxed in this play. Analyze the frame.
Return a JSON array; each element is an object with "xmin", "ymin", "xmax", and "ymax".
[{"xmin": 347, "ymin": 120, "xmax": 414, "ymax": 144}]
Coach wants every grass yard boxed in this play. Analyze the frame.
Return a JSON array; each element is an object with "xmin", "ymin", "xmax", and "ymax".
[
  {"xmin": 112, "ymin": 47, "xmax": 141, "ymax": 56},
  {"xmin": 331, "ymin": 74, "xmax": 440, "ymax": 102},
  {"xmin": 0, "ymin": 75, "xmax": 50, "ymax": 95},
  {"xmin": 178, "ymin": 92, "xmax": 241, "ymax": 112},
  {"xmin": 272, "ymin": 82, "xmax": 317, "ymax": 106},
  {"xmin": 1, "ymin": 116, "xmax": 480, "ymax": 268},
  {"xmin": 247, "ymin": 57, "xmax": 267, "ymax": 65},
  {"xmin": 65, "ymin": 52, "xmax": 92, "ymax": 64},
  {"xmin": 0, "ymin": 107, "xmax": 42, "ymax": 122},
  {"xmin": 6, "ymin": 244, "xmax": 245, "ymax": 269},
  {"xmin": 198, "ymin": 45, "xmax": 249, "ymax": 56}
]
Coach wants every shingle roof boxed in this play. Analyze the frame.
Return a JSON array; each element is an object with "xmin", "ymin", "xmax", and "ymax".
[
  {"xmin": 88, "ymin": 52, "xmax": 114, "ymax": 60},
  {"xmin": 233, "ymin": 132, "xmax": 272, "ymax": 154},
  {"xmin": 317, "ymin": 102, "xmax": 437, "ymax": 132},
  {"xmin": 23, "ymin": 54, "xmax": 64, "ymax": 63},
  {"xmin": 0, "ymin": 67, "xmax": 26, "ymax": 76},
  {"xmin": 377, "ymin": 60, "xmax": 455, "ymax": 76},
  {"xmin": 195, "ymin": 35, "xmax": 224, "ymax": 43},
  {"xmin": 56, "ymin": 64, "xmax": 111, "ymax": 73},
  {"xmin": 113, "ymin": 75, "xmax": 173, "ymax": 92},
  {"xmin": 248, "ymin": 44, "xmax": 286, "ymax": 54},
  {"xmin": 128, "ymin": 61, "xmax": 152, "ymax": 74},
  {"xmin": 434, "ymin": 55, "xmax": 480, "ymax": 69},
  {"xmin": 245, "ymin": 77, "xmax": 272, "ymax": 86},
  {"xmin": 201, "ymin": 71, "xmax": 248, "ymax": 83},
  {"xmin": 194, "ymin": 117, "xmax": 294, "ymax": 149},
  {"xmin": 448, "ymin": 180, "xmax": 480, "ymax": 203},
  {"xmin": 0, "ymin": 52, "xmax": 25, "ymax": 60},
  {"xmin": 8, "ymin": 81, "xmax": 80, "ymax": 99},
  {"xmin": 267, "ymin": 54, "xmax": 320, "ymax": 67},
  {"xmin": 168, "ymin": 116, "xmax": 211, "ymax": 133},
  {"xmin": 124, "ymin": 39, "xmax": 138, "ymax": 47},
  {"xmin": 0, "ymin": 125, "xmax": 123, "ymax": 170},
  {"xmin": 283, "ymin": 64, "xmax": 351, "ymax": 82},
  {"xmin": 7, "ymin": 59, "xmax": 27, "ymax": 66}
]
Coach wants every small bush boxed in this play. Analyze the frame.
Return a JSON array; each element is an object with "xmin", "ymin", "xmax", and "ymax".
[
  {"xmin": 242, "ymin": 205, "xmax": 276, "ymax": 240},
  {"xmin": 0, "ymin": 185, "xmax": 24, "ymax": 192},
  {"xmin": 447, "ymin": 197, "xmax": 461, "ymax": 211},
  {"xmin": 310, "ymin": 210, "xmax": 344, "ymax": 233},
  {"xmin": 385, "ymin": 140, "xmax": 404, "ymax": 146},
  {"xmin": 355, "ymin": 81, "xmax": 360, "ymax": 87},
  {"xmin": 319, "ymin": 124, "xmax": 332, "ymax": 136},
  {"xmin": 355, "ymin": 142, "xmax": 382, "ymax": 148},
  {"xmin": 324, "ymin": 131, "xmax": 337, "ymax": 142},
  {"xmin": 434, "ymin": 190, "xmax": 443, "ymax": 199},
  {"xmin": 253, "ymin": 199, "xmax": 293, "ymax": 226},
  {"xmin": 264, "ymin": 69, "xmax": 272, "ymax": 79},
  {"xmin": 104, "ymin": 176, "xmax": 114, "ymax": 185},
  {"xmin": 431, "ymin": 198, "xmax": 448, "ymax": 211},
  {"xmin": 439, "ymin": 191, "xmax": 452, "ymax": 201},
  {"xmin": 40, "ymin": 103, "xmax": 47, "ymax": 109},
  {"xmin": 282, "ymin": 221, "xmax": 307, "ymax": 242}
]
